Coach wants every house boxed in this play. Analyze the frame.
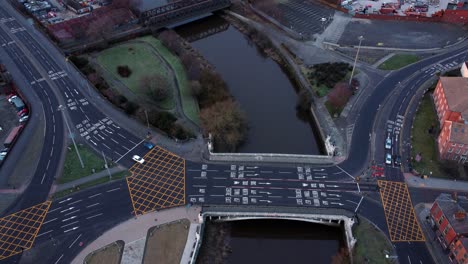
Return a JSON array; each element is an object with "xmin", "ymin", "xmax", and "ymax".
[
  {"xmin": 64, "ymin": 0, "xmax": 92, "ymax": 14},
  {"xmin": 450, "ymin": 237, "xmax": 468, "ymax": 264},
  {"xmin": 430, "ymin": 193, "xmax": 468, "ymax": 249},
  {"xmin": 433, "ymin": 77, "xmax": 468, "ymax": 162}
]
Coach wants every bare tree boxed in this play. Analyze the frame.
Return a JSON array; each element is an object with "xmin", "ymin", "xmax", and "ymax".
[{"xmin": 327, "ymin": 82, "xmax": 352, "ymax": 110}]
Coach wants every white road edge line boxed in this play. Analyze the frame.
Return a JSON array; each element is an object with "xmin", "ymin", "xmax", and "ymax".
[
  {"xmin": 54, "ymin": 254, "xmax": 63, "ymax": 264},
  {"xmin": 36, "ymin": 229, "xmax": 53, "ymax": 237},
  {"xmin": 86, "ymin": 203, "xmax": 100, "ymax": 208},
  {"xmin": 68, "ymin": 233, "xmax": 82, "ymax": 248},
  {"xmin": 86, "ymin": 213, "xmax": 103, "ymax": 220},
  {"xmin": 354, "ymin": 196, "xmax": 365, "ymax": 213}
]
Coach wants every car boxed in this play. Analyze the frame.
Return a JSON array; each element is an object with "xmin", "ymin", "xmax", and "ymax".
[
  {"xmin": 394, "ymin": 155, "xmax": 401, "ymax": 166},
  {"xmin": 132, "ymin": 155, "xmax": 144, "ymax": 164},
  {"xmin": 385, "ymin": 153, "xmax": 392, "ymax": 165},
  {"xmin": 17, "ymin": 108, "xmax": 28, "ymax": 117},
  {"xmin": 0, "ymin": 148, "xmax": 7, "ymax": 158},
  {"xmin": 7, "ymin": 95, "xmax": 17, "ymax": 103},
  {"xmin": 385, "ymin": 137, "xmax": 392, "ymax": 150},
  {"xmin": 143, "ymin": 142, "xmax": 154, "ymax": 150},
  {"xmin": 19, "ymin": 115, "xmax": 29, "ymax": 123}
]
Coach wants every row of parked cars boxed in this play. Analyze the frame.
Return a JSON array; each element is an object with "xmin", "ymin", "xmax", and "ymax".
[
  {"xmin": 0, "ymin": 93, "xmax": 30, "ymax": 165},
  {"xmin": 385, "ymin": 136, "xmax": 401, "ymax": 166}
]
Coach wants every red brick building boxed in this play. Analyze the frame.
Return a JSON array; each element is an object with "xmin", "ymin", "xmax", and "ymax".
[
  {"xmin": 450, "ymin": 237, "xmax": 468, "ymax": 264},
  {"xmin": 430, "ymin": 193, "xmax": 468, "ymax": 250},
  {"xmin": 433, "ymin": 77, "xmax": 468, "ymax": 162}
]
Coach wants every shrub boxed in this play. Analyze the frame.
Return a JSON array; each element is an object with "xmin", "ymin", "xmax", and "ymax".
[
  {"xmin": 117, "ymin": 65, "xmax": 132, "ymax": 77},
  {"xmin": 117, "ymin": 94, "xmax": 128, "ymax": 104},
  {"xmin": 309, "ymin": 62, "xmax": 351, "ymax": 89},
  {"xmin": 124, "ymin": 101, "xmax": 139, "ymax": 115},
  {"xmin": 81, "ymin": 64, "xmax": 96, "ymax": 75},
  {"xmin": 69, "ymin": 56, "xmax": 89, "ymax": 69},
  {"xmin": 170, "ymin": 123, "xmax": 193, "ymax": 140},
  {"xmin": 139, "ymin": 74, "xmax": 170, "ymax": 102}
]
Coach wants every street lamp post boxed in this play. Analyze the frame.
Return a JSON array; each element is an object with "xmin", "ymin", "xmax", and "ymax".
[
  {"xmin": 58, "ymin": 105, "xmax": 84, "ymax": 168},
  {"xmin": 144, "ymin": 109, "xmax": 149, "ymax": 129},
  {"xmin": 349, "ymin": 35, "xmax": 364, "ymax": 87},
  {"xmin": 102, "ymin": 151, "xmax": 112, "ymax": 181}
]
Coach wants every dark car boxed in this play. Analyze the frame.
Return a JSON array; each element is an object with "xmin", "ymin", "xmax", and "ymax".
[{"xmin": 394, "ymin": 155, "xmax": 401, "ymax": 166}]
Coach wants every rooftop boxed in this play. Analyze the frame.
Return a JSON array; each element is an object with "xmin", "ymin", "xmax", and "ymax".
[
  {"xmin": 449, "ymin": 122, "xmax": 468, "ymax": 145},
  {"xmin": 436, "ymin": 193, "xmax": 468, "ymax": 235},
  {"xmin": 461, "ymin": 237, "xmax": 468, "ymax": 250},
  {"xmin": 439, "ymin": 77, "xmax": 468, "ymax": 120}
]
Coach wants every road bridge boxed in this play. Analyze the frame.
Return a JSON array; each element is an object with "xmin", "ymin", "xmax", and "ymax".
[{"xmin": 139, "ymin": 0, "xmax": 232, "ymax": 28}]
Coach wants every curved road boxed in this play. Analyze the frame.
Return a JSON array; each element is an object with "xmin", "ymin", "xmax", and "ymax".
[{"xmin": 0, "ymin": 2, "xmax": 467, "ymax": 263}]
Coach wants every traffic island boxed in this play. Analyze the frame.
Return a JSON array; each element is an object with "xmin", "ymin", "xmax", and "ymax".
[{"xmin": 84, "ymin": 240, "xmax": 124, "ymax": 264}]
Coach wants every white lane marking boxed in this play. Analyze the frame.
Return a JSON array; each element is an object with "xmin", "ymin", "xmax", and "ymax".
[
  {"xmin": 117, "ymin": 133, "xmax": 126, "ymax": 139},
  {"xmin": 86, "ymin": 213, "xmax": 103, "ymax": 220},
  {"xmin": 346, "ymin": 199, "xmax": 359, "ymax": 205},
  {"xmin": 68, "ymin": 199, "xmax": 82, "ymax": 205},
  {"xmin": 354, "ymin": 196, "xmax": 365, "ymax": 213},
  {"xmin": 278, "ymin": 171, "xmax": 292, "ymax": 174},
  {"xmin": 106, "ymin": 188, "xmax": 120, "ymax": 193},
  {"xmin": 115, "ymin": 139, "xmax": 145, "ymax": 162},
  {"xmin": 52, "ymin": 135, "xmax": 55, "ymax": 145},
  {"xmin": 46, "ymin": 159, "xmax": 51, "ymax": 169},
  {"xmin": 54, "ymin": 254, "xmax": 63, "ymax": 264},
  {"xmin": 102, "ymin": 143, "xmax": 111, "ymax": 149},
  {"xmin": 110, "ymin": 138, "xmax": 119, "ymax": 144},
  {"xmin": 64, "ymin": 226, "xmax": 79, "ymax": 233},
  {"xmin": 64, "ymin": 209, "xmax": 80, "ymax": 216},
  {"xmin": 36, "ymin": 229, "xmax": 53, "ymax": 238},
  {"xmin": 41, "ymin": 172, "xmax": 46, "ymax": 184},
  {"xmin": 68, "ymin": 234, "xmax": 82, "ymax": 248},
  {"xmin": 59, "ymin": 198, "xmax": 72, "ymax": 204},
  {"xmin": 48, "ymin": 207, "xmax": 62, "ymax": 213},
  {"xmin": 336, "ymin": 165, "xmax": 355, "ymax": 180},
  {"xmin": 260, "ymin": 171, "xmax": 273, "ymax": 173},
  {"xmin": 88, "ymin": 193, "xmax": 101, "ymax": 199},
  {"xmin": 61, "ymin": 221, "xmax": 79, "ymax": 228},
  {"xmin": 43, "ymin": 218, "xmax": 58, "ymax": 225},
  {"xmin": 86, "ymin": 203, "xmax": 100, "ymax": 208},
  {"xmin": 62, "ymin": 216, "xmax": 77, "ymax": 222}
]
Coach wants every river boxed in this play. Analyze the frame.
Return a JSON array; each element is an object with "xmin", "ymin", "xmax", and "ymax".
[
  {"xmin": 196, "ymin": 219, "xmax": 345, "ymax": 264},
  {"xmin": 176, "ymin": 16, "xmax": 322, "ymax": 155}
]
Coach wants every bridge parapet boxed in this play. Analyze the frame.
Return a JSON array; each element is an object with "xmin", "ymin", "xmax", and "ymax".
[{"xmin": 140, "ymin": 0, "xmax": 232, "ymax": 28}]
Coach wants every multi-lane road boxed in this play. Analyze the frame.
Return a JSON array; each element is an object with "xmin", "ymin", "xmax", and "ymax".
[{"xmin": 0, "ymin": 1, "xmax": 467, "ymax": 263}]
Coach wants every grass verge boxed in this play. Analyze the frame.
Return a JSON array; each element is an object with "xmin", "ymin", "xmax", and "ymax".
[
  {"xmin": 84, "ymin": 240, "xmax": 124, "ymax": 264},
  {"xmin": 353, "ymin": 217, "xmax": 393, "ymax": 263},
  {"xmin": 139, "ymin": 36, "xmax": 200, "ymax": 125},
  {"xmin": 60, "ymin": 144, "xmax": 113, "ymax": 184},
  {"xmin": 96, "ymin": 43, "xmax": 175, "ymax": 110},
  {"xmin": 410, "ymin": 93, "xmax": 446, "ymax": 178},
  {"xmin": 378, "ymin": 54, "xmax": 420, "ymax": 70},
  {"xmin": 143, "ymin": 219, "xmax": 190, "ymax": 264},
  {"xmin": 53, "ymin": 170, "xmax": 131, "ymax": 199}
]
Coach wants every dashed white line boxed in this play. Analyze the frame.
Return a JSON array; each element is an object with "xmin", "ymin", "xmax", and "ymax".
[
  {"xmin": 64, "ymin": 209, "xmax": 80, "ymax": 216},
  {"xmin": 86, "ymin": 203, "xmax": 100, "ymax": 208},
  {"xmin": 48, "ymin": 207, "xmax": 62, "ymax": 213},
  {"xmin": 36, "ymin": 229, "xmax": 53, "ymax": 237},
  {"xmin": 69, "ymin": 199, "xmax": 82, "ymax": 205},
  {"xmin": 68, "ymin": 234, "xmax": 82, "ymax": 248},
  {"xmin": 41, "ymin": 172, "xmax": 46, "ymax": 184},
  {"xmin": 117, "ymin": 133, "xmax": 126, "ymax": 139},
  {"xmin": 86, "ymin": 213, "xmax": 103, "ymax": 220},
  {"xmin": 106, "ymin": 188, "xmax": 120, "ymax": 193},
  {"xmin": 61, "ymin": 221, "xmax": 79, "ymax": 229},
  {"xmin": 43, "ymin": 218, "xmax": 57, "ymax": 225},
  {"xmin": 102, "ymin": 143, "xmax": 110, "ymax": 149},
  {"xmin": 88, "ymin": 193, "xmax": 101, "ymax": 199},
  {"xmin": 54, "ymin": 254, "xmax": 63, "ymax": 264},
  {"xmin": 110, "ymin": 138, "xmax": 119, "ymax": 144}
]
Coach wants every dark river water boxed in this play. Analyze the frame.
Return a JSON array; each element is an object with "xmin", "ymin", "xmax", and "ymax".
[
  {"xmin": 196, "ymin": 219, "xmax": 345, "ymax": 264},
  {"xmin": 176, "ymin": 16, "xmax": 321, "ymax": 155}
]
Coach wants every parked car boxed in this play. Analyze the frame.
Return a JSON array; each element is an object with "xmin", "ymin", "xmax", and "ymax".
[
  {"xmin": 394, "ymin": 155, "xmax": 401, "ymax": 166},
  {"xmin": 10, "ymin": 97, "xmax": 25, "ymax": 111},
  {"xmin": 385, "ymin": 137, "xmax": 392, "ymax": 150},
  {"xmin": 132, "ymin": 155, "xmax": 144, "ymax": 164},
  {"xmin": 143, "ymin": 142, "xmax": 154, "ymax": 150},
  {"xmin": 19, "ymin": 115, "xmax": 29, "ymax": 123},
  {"xmin": 7, "ymin": 94, "xmax": 16, "ymax": 102},
  {"xmin": 385, "ymin": 153, "xmax": 392, "ymax": 165},
  {"xmin": 0, "ymin": 148, "xmax": 8, "ymax": 158},
  {"xmin": 17, "ymin": 108, "xmax": 28, "ymax": 117}
]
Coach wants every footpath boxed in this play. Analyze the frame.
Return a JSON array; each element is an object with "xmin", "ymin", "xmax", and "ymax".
[
  {"xmin": 404, "ymin": 173, "xmax": 468, "ymax": 192},
  {"xmin": 72, "ymin": 205, "xmax": 201, "ymax": 264}
]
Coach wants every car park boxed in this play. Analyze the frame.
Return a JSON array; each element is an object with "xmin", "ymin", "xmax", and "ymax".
[
  {"xmin": 143, "ymin": 142, "xmax": 154, "ymax": 150},
  {"xmin": 385, "ymin": 137, "xmax": 392, "ymax": 150},
  {"xmin": 17, "ymin": 108, "xmax": 28, "ymax": 117},
  {"xmin": 132, "ymin": 155, "xmax": 144, "ymax": 164},
  {"xmin": 385, "ymin": 153, "xmax": 392, "ymax": 165}
]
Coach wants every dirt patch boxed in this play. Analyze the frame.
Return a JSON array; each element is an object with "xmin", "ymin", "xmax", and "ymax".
[
  {"xmin": 143, "ymin": 219, "xmax": 190, "ymax": 264},
  {"xmin": 196, "ymin": 221, "xmax": 232, "ymax": 263},
  {"xmin": 84, "ymin": 240, "xmax": 124, "ymax": 264}
]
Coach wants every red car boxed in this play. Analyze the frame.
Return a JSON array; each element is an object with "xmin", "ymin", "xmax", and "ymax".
[{"xmin": 17, "ymin": 108, "xmax": 28, "ymax": 117}]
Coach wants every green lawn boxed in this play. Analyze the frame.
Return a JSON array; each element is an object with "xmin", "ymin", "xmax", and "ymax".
[
  {"xmin": 378, "ymin": 54, "xmax": 420, "ymax": 70},
  {"xmin": 353, "ymin": 217, "xmax": 393, "ymax": 264},
  {"xmin": 139, "ymin": 36, "xmax": 200, "ymax": 125},
  {"xmin": 96, "ymin": 43, "xmax": 175, "ymax": 110},
  {"xmin": 60, "ymin": 145, "xmax": 112, "ymax": 184},
  {"xmin": 54, "ymin": 170, "xmax": 131, "ymax": 199},
  {"xmin": 411, "ymin": 93, "xmax": 446, "ymax": 178}
]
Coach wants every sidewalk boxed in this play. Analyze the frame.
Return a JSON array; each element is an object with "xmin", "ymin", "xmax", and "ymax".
[
  {"xmin": 51, "ymin": 166, "xmax": 127, "ymax": 193},
  {"xmin": 405, "ymin": 173, "xmax": 468, "ymax": 192},
  {"xmin": 72, "ymin": 205, "xmax": 201, "ymax": 264}
]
